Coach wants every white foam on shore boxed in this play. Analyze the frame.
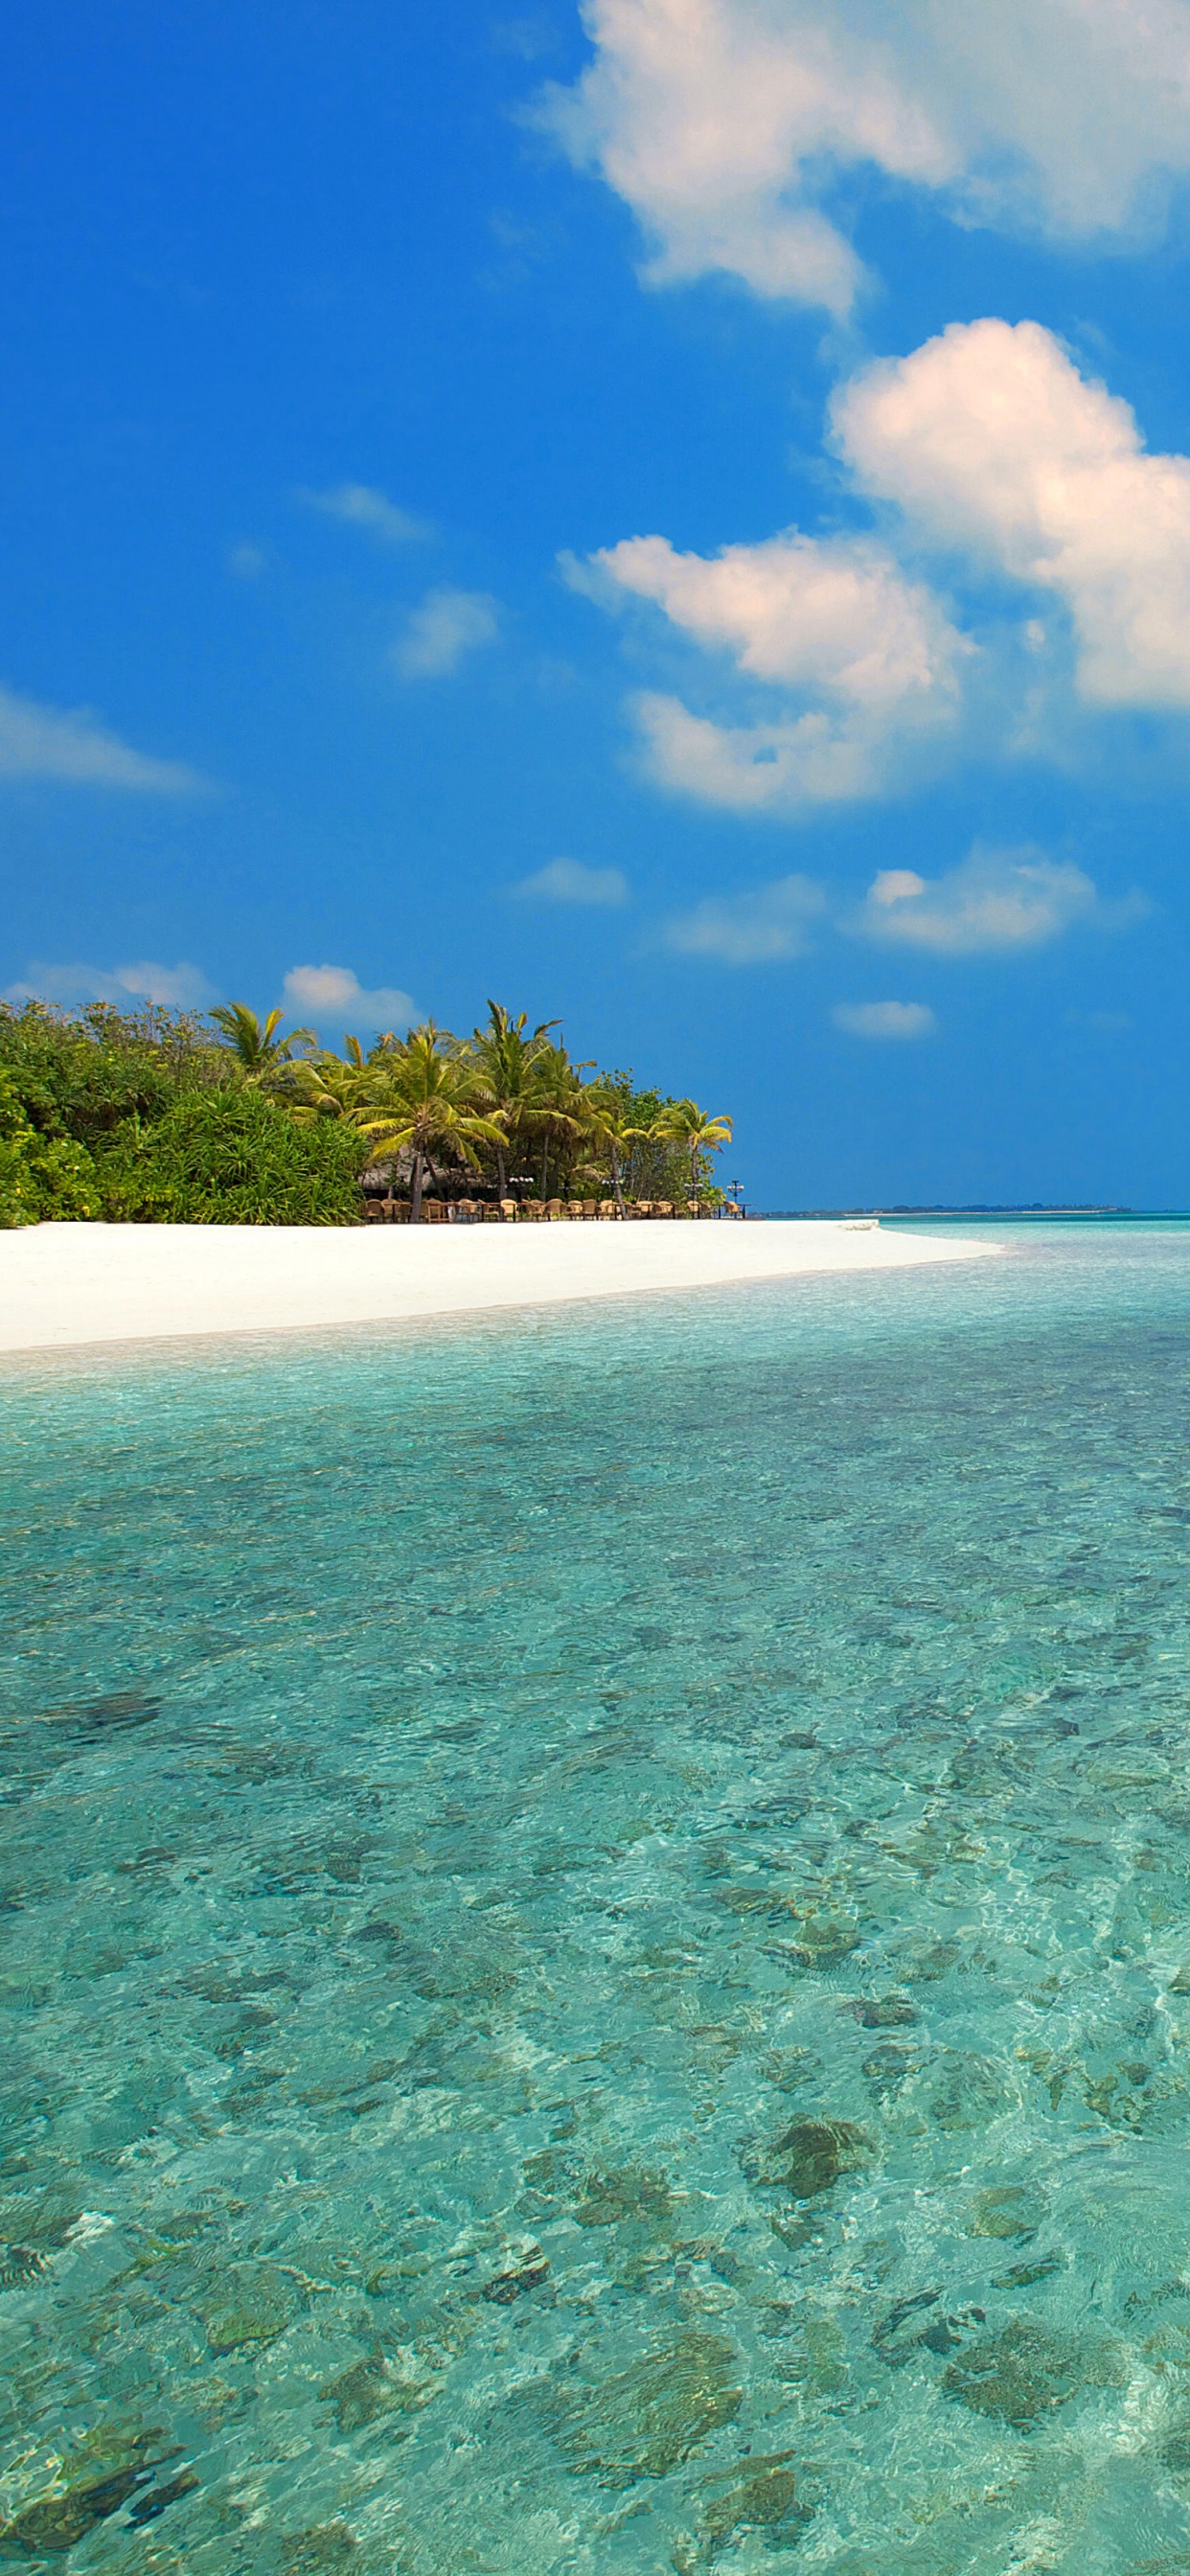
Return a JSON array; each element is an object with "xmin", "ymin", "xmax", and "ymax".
[{"xmin": 0, "ymin": 1219, "xmax": 1003, "ymax": 1355}]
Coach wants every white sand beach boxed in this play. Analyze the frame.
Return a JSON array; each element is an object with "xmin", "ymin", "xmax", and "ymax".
[{"xmin": 0, "ymin": 1218, "xmax": 1002, "ymax": 1355}]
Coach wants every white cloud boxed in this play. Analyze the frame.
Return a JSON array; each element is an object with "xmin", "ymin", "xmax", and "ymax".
[
  {"xmin": 663, "ymin": 871, "xmax": 826, "ymax": 961},
  {"xmin": 581, "ymin": 528, "xmax": 968, "ymax": 809},
  {"xmin": 513, "ymin": 856, "xmax": 629, "ymax": 904},
  {"xmin": 833, "ymin": 999, "xmax": 937, "ymax": 1039},
  {"xmin": 282, "ymin": 964, "xmax": 421, "ymax": 1032},
  {"xmin": 5, "ymin": 960, "xmax": 215, "ymax": 1009},
  {"xmin": 843, "ymin": 843, "xmax": 1142, "ymax": 954},
  {"xmin": 594, "ymin": 530, "xmax": 961, "ymax": 707},
  {"xmin": 834, "ymin": 317, "xmax": 1190, "ymax": 709},
  {"xmin": 633, "ymin": 694, "xmax": 885, "ymax": 807},
  {"xmin": 298, "ymin": 483, "xmax": 432, "ymax": 544},
  {"xmin": 393, "ymin": 588, "xmax": 500, "ymax": 678},
  {"xmin": 539, "ymin": 0, "xmax": 1190, "ymax": 313},
  {"xmin": 0, "ymin": 683, "xmax": 206, "ymax": 792}
]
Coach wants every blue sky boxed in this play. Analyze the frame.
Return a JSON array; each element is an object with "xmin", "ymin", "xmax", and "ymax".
[{"xmin": 6, "ymin": 1, "xmax": 1190, "ymax": 1208}]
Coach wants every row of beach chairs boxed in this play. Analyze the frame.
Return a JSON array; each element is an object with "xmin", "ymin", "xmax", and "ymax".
[{"xmin": 363, "ymin": 1198, "xmax": 741, "ymax": 1224}]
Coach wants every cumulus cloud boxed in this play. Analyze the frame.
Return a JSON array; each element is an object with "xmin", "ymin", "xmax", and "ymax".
[
  {"xmin": 282, "ymin": 964, "xmax": 421, "ymax": 1033},
  {"xmin": 581, "ymin": 530, "xmax": 968, "ymax": 810},
  {"xmin": 572, "ymin": 325, "xmax": 1190, "ymax": 816},
  {"xmin": 513, "ymin": 856, "xmax": 629, "ymax": 904},
  {"xmin": 835, "ymin": 317, "xmax": 1190, "ymax": 709},
  {"xmin": 833, "ymin": 999, "xmax": 936, "ymax": 1039},
  {"xmin": 0, "ymin": 683, "xmax": 206, "ymax": 792},
  {"xmin": 393, "ymin": 588, "xmax": 500, "ymax": 678},
  {"xmin": 539, "ymin": 0, "xmax": 1190, "ymax": 313},
  {"xmin": 298, "ymin": 483, "xmax": 432, "ymax": 544},
  {"xmin": 662, "ymin": 871, "xmax": 826, "ymax": 962},
  {"xmin": 843, "ymin": 843, "xmax": 1144, "ymax": 955},
  {"xmin": 594, "ymin": 530, "xmax": 962, "ymax": 707},
  {"xmin": 5, "ymin": 960, "xmax": 215, "ymax": 1008}
]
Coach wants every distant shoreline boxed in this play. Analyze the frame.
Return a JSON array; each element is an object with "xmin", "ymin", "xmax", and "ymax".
[
  {"xmin": 0, "ymin": 1218, "xmax": 1002, "ymax": 1356},
  {"xmin": 767, "ymin": 1206, "xmax": 1137, "ymax": 1220}
]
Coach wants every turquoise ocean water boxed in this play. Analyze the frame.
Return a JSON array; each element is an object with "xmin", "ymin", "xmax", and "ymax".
[{"xmin": 6, "ymin": 1223, "xmax": 1190, "ymax": 2572}]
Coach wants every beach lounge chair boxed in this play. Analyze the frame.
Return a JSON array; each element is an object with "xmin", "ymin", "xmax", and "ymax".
[
  {"xmin": 500, "ymin": 1200, "xmax": 518, "ymax": 1221},
  {"xmin": 546, "ymin": 1199, "xmax": 564, "ymax": 1220},
  {"xmin": 599, "ymin": 1199, "xmax": 617, "ymax": 1219},
  {"xmin": 655, "ymin": 1202, "xmax": 673, "ymax": 1219}
]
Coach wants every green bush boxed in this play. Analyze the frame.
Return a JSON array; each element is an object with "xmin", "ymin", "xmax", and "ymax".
[
  {"xmin": 0, "ymin": 1068, "xmax": 101, "ymax": 1227},
  {"xmin": 0, "ymin": 999, "xmax": 231, "ymax": 1152},
  {"xmin": 95, "ymin": 1086, "xmax": 369, "ymax": 1225}
]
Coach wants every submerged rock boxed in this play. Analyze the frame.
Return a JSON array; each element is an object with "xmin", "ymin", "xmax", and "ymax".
[
  {"xmin": 699, "ymin": 2450, "xmax": 804, "ymax": 2549},
  {"xmin": 72, "ymin": 1691, "xmax": 162, "ymax": 1736},
  {"xmin": 845, "ymin": 1995, "xmax": 919, "ymax": 2029},
  {"xmin": 943, "ymin": 2316, "xmax": 1127, "ymax": 2427},
  {"xmin": 539, "ymin": 2330, "xmax": 743, "ymax": 2485},
  {"xmin": 861, "ymin": 2042, "xmax": 921, "ymax": 2101},
  {"xmin": 573, "ymin": 2166, "xmax": 676, "ymax": 2231},
  {"xmin": 0, "ymin": 2474, "xmax": 148, "ymax": 2557},
  {"xmin": 927, "ymin": 2052, "xmax": 1014, "ymax": 2132},
  {"xmin": 322, "ymin": 2346, "xmax": 434, "ymax": 2434},
  {"xmin": 760, "ymin": 2119, "xmax": 873, "ymax": 2198},
  {"xmin": 772, "ymin": 1907, "xmax": 861, "ymax": 1968},
  {"xmin": 965, "ymin": 2185, "xmax": 1047, "ymax": 2242},
  {"xmin": 199, "ymin": 2260, "xmax": 295, "ymax": 2354},
  {"xmin": 0, "ymin": 2433, "xmax": 177, "ymax": 2557},
  {"xmin": 0, "ymin": 2243, "xmax": 48, "ymax": 2289},
  {"xmin": 482, "ymin": 2250, "xmax": 550, "ymax": 2303},
  {"xmin": 126, "ymin": 2468, "xmax": 199, "ymax": 2528},
  {"xmin": 281, "ymin": 2521, "xmax": 360, "ymax": 2570},
  {"xmin": 872, "ymin": 2291, "xmax": 984, "ymax": 2368}
]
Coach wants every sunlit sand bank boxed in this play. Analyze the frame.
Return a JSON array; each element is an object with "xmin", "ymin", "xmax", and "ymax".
[{"xmin": 0, "ymin": 1218, "xmax": 1003, "ymax": 1354}]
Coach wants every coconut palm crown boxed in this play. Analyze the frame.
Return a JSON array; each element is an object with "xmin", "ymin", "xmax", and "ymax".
[
  {"xmin": 210, "ymin": 1003, "xmax": 315, "ymax": 1077},
  {"xmin": 651, "ymin": 1097, "xmax": 734, "ymax": 1197},
  {"xmin": 360, "ymin": 1024, "xmax": 506, "ymax": 1222},
  {"xmin": 468, "ymin": 1001, "xmax": 558, "ymax": 1200}
]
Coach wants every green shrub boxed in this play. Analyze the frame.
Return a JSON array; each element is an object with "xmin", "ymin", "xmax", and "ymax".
[
  {"xmin": 0, "ymin": 1000, "xmax": 231, "ymax": 1152},
  {"xmin": 0, "ymin": 1069, "xmax": 101, "ymax": 1226},
  {"xmin": 95, "ymin": 1087, "xmax": 369, "ymax": 1225}
]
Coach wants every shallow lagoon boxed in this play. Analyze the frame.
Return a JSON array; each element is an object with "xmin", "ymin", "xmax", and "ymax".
[{"xmin": 4, "ymin": 1225, "xmax": 1190, "ymax": 2572}]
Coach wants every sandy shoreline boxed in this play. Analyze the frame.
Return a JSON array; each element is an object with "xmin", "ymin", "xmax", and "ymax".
[{"xmin": 0, "ymin": 1218, "xmax": 1002, "ymax": 1355}]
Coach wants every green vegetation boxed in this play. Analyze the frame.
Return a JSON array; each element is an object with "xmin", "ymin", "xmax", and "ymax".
[{"xmin": 0, "ymin": 995, "xmax": 733, "ymax": 1225}]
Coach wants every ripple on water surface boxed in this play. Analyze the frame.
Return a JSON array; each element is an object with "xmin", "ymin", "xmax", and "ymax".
[{"xmin": 4, "ymin": 1226, "xmax": 1190, "ymax": 2572}]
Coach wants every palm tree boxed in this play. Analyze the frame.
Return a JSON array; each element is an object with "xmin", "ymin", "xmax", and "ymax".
[
  {"xmin": 652, "ymin": 1097, "xmax": 734, "ymax": 1201},
  {"xmin": 210, "ymin": 1003, "xmax": 315, "ymax": 1078},
  {"xmin": 520, "ymin": 1038, "xmax": 592, "ymax": 1202},
  {"xmin": 361, "ymin": 1024, "xmax": 506, "ymax": 1221},
  {"xmin": 282, "ymin": 1034, "xmax": 388, "ymax": 1128},
  {"xmin": 468, "ymin": 1002, "xmax": 558, "ymax": 1200},
  {"xmin": 585, "ymin": 1086, "xmax": 647, "ymax": 1214}
]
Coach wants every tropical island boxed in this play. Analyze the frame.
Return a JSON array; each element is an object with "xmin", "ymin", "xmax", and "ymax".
[{"xmin": 0, "ymin": 996, "xmax": 734, "ymax": 1228}]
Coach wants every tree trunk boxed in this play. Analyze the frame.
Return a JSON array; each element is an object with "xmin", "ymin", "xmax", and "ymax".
[
  {"xmin": 539, "ymin": 1133, "xmax": 549, "ymax": 1201},
  {"xmin": 610, "ymin": 1141, "xmax": 625, "ymax": 1215},
  {"xmin": 495, "ymin": 1139, "xmax": 507, "ymax": 1199},
  {"xmin": 410, "ymin": 1149, "xmax": 425, "ymax": 1223}
]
